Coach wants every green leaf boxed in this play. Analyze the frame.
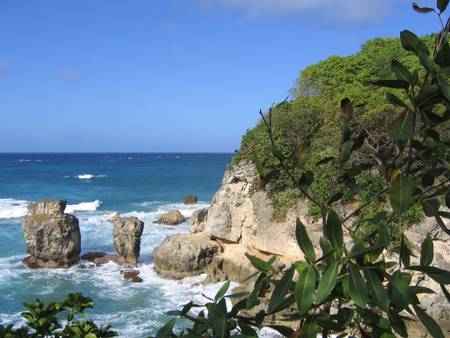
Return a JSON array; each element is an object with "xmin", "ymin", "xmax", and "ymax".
[
  {"xmin": 348, "ymin": 263, "xmax": 369, "ymax": 308},
  {"xmin": 389, "ymin": 271, "xmax": 418, "ymax": 310},
  {"xmin": 413, "ymin": 305, "xmax": 445, "ymax": 338},
  {"xmin": 325, "ymin": 209, "xmax": 343, "ymax": 249},
  {"xmin": 267, "ymin": 325, "xmax": 294, "ymax": 337},
  {"xmin": 386, "ymin": 93, "xmax": 409, "ymax": 108},
  {"xmin": 299, "ymin": 316, "xmax": 319, "ymax": 338},
  {"xmin": 212, "ymin": 298, "xmax": 228, "ymax": 338},
  {"xmin": 440, "ymin": 83, "xmax": 450, "ymax": 102},
  {"xmin": 295, "ymin": 218, "xmax": 316, "ymax": 263},
  {"xmin": 400, "ymin": 30, "xmax": 429, "ymax": 56},
  {"xmin": 400, "ymin": 235, "xmax": 411, "ymax": 268},
  {"xmin": 365, "ymin": 269, "xmax": 390, "ymax": 312},
  {"xmin": 156, "ymin": 319, "xmax": 176, "ymax": 338},
  {"xmin": 446, "ymin": 192, "xmax": 450, "ymax": 208},
  {"xmin": 299, "ymin": 171, "xmax": 314, "ymax": 187},
  {"xmin": 267, "ymin": 265, "xmax": 295, "ymax": 314},
  {"xmin": 408, "ymin": 266, "xmax": 450, "ymax": 284},
  {"xmin": 371, "ymin": 79, "xmax": 409, "ymax": 89},
  {"xmin": 390, "ymin": 110, "xmax": 414, "ymax": 141},
  {"xmin": 295, "ymin": 265, "xmax": 316, "ymax": 316},
  {"xmin": 420, "ymin": 235, "xmax": 434, "ymax": 267},
  {"xmin": 215, "ymin": 280, "xmax": 230, "ymax": 302},
  {"xmin": 421, "ymin": 199, "xmax": 440, "ymax": 217},
  {"xmin": 438, "ymin": 0, "xmax": 449, "ymax": 12},
  {"xmin": 391, "ymin": 60, "xmax": 413, "ymax": 82},
  {"xmin": 316, "ymin": 261, "xmax": 338, "ymax": 304},
  {"xmin": 390, "ymin": 175, "xmax": 413, "ymax": 215},
  {"xmin": 245, "ymin": 254, "xmax": 274, "ymax": 272}
]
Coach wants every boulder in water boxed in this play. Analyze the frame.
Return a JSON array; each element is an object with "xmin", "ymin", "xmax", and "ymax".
[
  {"xmin": 153, "ymin": 210, "xmax": 185, "ymax": 225},
  {"xmin": 22, "ymin": 200, "xmax": 81, "ymax": 268},
  {"xmin": 182, "ymin": 195, "xmax": 198, "ymax": 205},
  {"xmin": 113, "ymin": 215, "xmax": 144, "ymax": 266}
]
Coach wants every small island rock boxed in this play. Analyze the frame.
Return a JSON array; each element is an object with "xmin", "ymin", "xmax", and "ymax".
[
  {"xmin": 182, "ymin": 195, "xmax": 198, "ymax": 205},
  {"xmin": 113, "ymin": 215, "xmax": 144, "ymax": 266},
  {"xmin": 153, "ymin": 210, "xmax": 185, "ymax": 225},
  {"xmin": 22, "ymin": 200, "xmax": 81, "ymax": 268}
]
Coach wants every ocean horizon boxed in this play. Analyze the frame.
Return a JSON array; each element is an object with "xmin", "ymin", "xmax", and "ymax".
[{"xmin": 0, "ymin": 152, "xmax": 234, "ymax": 337}]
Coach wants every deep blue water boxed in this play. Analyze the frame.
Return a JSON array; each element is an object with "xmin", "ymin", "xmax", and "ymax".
[{"xmin": 0, "ymin": 153, "xmax": 233, "ymax": 337}]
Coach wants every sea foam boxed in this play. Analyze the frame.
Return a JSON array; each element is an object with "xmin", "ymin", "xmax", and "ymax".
[
  {"xmin": 66, "ymin": 200, "xmax": 102, "ymax": 213},
  {"xmin": 77, "ymin": 174, "xmax": 108, "ymax": 180}
]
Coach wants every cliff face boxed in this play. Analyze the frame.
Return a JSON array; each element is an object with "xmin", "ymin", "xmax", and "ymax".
[{"xmin": 153, "ymin": 160, "xmax": 450, "ymax": 333}]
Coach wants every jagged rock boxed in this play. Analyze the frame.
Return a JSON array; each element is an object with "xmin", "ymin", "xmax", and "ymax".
[
  {"xmin": 22, "ymin": 200, "xmax": 81, "ymax": 268},
  {"xmin": 189, "ymin": 208, "xmax": 208, "ymax": 233},
  {"xmin": 183, "ymin": 195, "xmax": 198, "ymax": 205},
  {"xmin": 113, "ymin": 215, "xmax": 144, "ymax": 265},
  {"xmin": 121, "ymin": 269, "xmax": 143, "ymax": 283},
  {"xmin": 81, "ymin": 252, "xmax": 107, "ymax": 261},
  {"xmin": 153, "ymin": 233, "xmax": 220, "ymax": 279},
  {"xmin": 153, "ymin": 210, "xmax": 185, "ymax": 225}
]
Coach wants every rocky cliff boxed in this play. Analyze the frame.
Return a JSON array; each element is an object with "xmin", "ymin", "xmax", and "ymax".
[{"xmin": 153, "ymin": 160, "xmax": 450, "ymax": 334}]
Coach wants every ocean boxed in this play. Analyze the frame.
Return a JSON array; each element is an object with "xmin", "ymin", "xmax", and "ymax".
[{"xmin": 0, "ymin": 152, "xmax": 234, "ymax": 337}]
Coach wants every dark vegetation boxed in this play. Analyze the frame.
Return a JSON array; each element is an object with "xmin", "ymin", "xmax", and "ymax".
[{"xmin": 1, "ymin": 1, "xmax": 450, "ymax": 337}]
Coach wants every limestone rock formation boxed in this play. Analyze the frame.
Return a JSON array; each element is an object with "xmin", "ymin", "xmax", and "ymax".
[
  {"xmin": 189, "ymin": 207, "xmax": 208, "ymax": 233},
  {"xmin": 153, "ymin": 233, "xmax": 220, "ymax": 279},
  {"xmin": 153, "ymin": 209, "xmax": 185, "ymax": 225},
  {"xmin": 113, "ymin": 215, "xmax": 144, "ymax": 265},
  {"xmin": 183, "ymin": 195, "xmax": 198, "ymax": 205},
  {"xmin": 22, "ymin": 200, "xmax": 81, "ymax": 268}
]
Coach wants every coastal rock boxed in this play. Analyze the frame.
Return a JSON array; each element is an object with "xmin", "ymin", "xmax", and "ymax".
[
  {"xmin": 113, "ymin": 215, "xmax": 144, "ymax": 265},
  {"xmin": 121, "ymin": 269, "xmax": 143, "ymax": 283},
  {"xmin": 183, "ymin": 195, "xmax": 198, "ymax": 205},
  {"xmin": 22, "ymin": 200, "xmax": 81, "ymax": 268},
  {"xmin": 153, "ymin": 233, "xmax": 220, "ymax": 279},
  {"xmin": 189, "ymin": 207, "xmax": 208, "ymax": 233},
  {"xmin": 153, "ymin": 210, "xmax": 185, "ymax": 225}
]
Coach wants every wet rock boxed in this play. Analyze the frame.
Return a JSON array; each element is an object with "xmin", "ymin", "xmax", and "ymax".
[
  {"xmin": 121, "ymin": 269, "xmax": 143, "ymax": 283},
  {"xmin": 189, "ymin": 208, "xmax": 208, "ymax": 233},
  {"xmin": 113, "ymin": 215, "xmax": 144, "ymax": 265},
  {"xmin": 81, "ymin": 252, "xmax": 107, "ymax": 261},
  {"xmin": 183, "ymin": 195, "xmax": 198, "ymax": 205},
  {"xmin": 22, "ymin": 200, "xmax": 81, "ymax": 268},
  {"xmin": 153, "ymin": 233, "xmax": 220, "ymax": 279},
  {"xmin": 153, "ymin": 210, "xmax": 185, "ymax": 225}
]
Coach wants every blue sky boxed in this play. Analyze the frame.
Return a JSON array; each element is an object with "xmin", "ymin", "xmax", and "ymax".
[{"xmin": 0, "ymin": 0, "xmax": 438, "ymax": 152}]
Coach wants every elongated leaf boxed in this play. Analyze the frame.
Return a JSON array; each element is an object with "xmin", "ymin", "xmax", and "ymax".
[
  {"xmin": 390, "ymin": 175, "xmax": 413, "ymax": 215},
  {"xmin": 365, "ymin": 269, "xmax": 390, "ymax": 312},
  {"xmin": 420, "ymin": 235, "xmax": 434, "ymax": 266},
  {"xmin": 325, "ymin": 209, "xmax": 343, "ymax": 249},
  {"xmin": 156, "ymin": 319, "xmax": 176, "ymax": 338},
  {"xmin": 295, "ymin": 266, "xmax": 316, "ymax": 316},
  {"xmin": 371, "ymin": 79, "xmax": 409, "ymax": 89},
  {"xmin": 438, "ymin": 0, "xmax": 449, "ymax": 12},
  {"xmin": 412, "ymin": 2, "xmax": 434, "ymax": 13},
  {"xmin": 390, "ymin": 110, "xmax": 414, "ymax": 141},
  {"xmin": 386, "ymin": 93, "xmax": 408, "ymax": 108},
  {"xmin": 408, "ymin": 266, "xmax": 450, "ymax": 284},
  {"xmin": 348, "ymin": 263, "xmax": 369, "ymax": 308},
  {"xmin": 389, "ymin": 271, "xmax": 418, "ymax": 310},
  {"xmin": 400, "ymin": 235, "xmax": 411, "ymax": 268},
  {"xmin": 299, "ymin": 316, "xmax": 319, "ymax": 338},
  {"xmin": 316, "ymin": 261, "xmax": 338, "ymax": 304},
  {"xmin": 268, "ymin": 325, "xmax": 294, "ymax": 337},
  {"xmin": 413, "ymin": 305, "xmax": 445, "ymax": 338},
  {"xmin": 400, "ymin": 30, "xmax": 429, "ymax": 56},
  {"xmin": 267, "ymin": 265, "xmax": 295, "ymax": 314},
  {"xmin": 245, "ymin": 254, "xmax": 274, "ymax": 272},
  {"xmin": 441, "ymin": 83, "xmax": 450, "ymax": 102},
  {"xmin": 215, "ymin": 280, "xmax": 230, "ymax": 302},
  {"xmin": 295, "ymin": 218, "xmax": 316, "ymax": 263},
  {"xmin": 212, "ymin": 299, "xmax": 228, "ymax": 338},
  {"xmin": 391, "ymin": 60, "xmax": 413, "ymax": 82}
]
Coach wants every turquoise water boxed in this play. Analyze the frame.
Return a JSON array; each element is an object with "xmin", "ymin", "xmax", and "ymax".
[{"xmin": 0, "ymin": 153, "xmax": 233, "ymax": 337}]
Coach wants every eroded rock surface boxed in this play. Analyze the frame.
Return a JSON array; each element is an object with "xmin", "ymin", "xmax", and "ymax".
[
  {"xmin": 153, "ymin": 233, "xmax": 220, "ymax": 279},
  {"xmin": 189, "ymin": 207, "xmax": 208, "ymax": 233},
  {"xmin": 113, "ymin": 215, "xmax": 144, "ymax": 265},
  {"xmin": 183, "ymin": 195, "xmax": 198, "ymax": 205},
  {"xmin": 22, "ymin": 200, "xmax": 81, "ymax": 268},
  {"xmin": 154, "ymin": 210, "xmax": 185, "ymax": 225}
]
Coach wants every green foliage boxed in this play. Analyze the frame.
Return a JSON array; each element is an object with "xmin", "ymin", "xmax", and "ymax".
[
  {"xmin": 153, "ymin": 4, "xmax": 450, "ymax": 338},
  {"xmin": 0, "ymin": 293, "xmax": 117, "ymax": 338}
]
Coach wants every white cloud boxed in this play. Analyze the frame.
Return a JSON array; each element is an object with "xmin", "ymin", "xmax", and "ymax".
[
  {"xmin": 198, "ymin": 0, "xmax": 391, "ymax": 23},
  {"xmin": 0, "ymin": 58, "xmax": 10, "ymax": 73},
  {"xmin": 55, "ymin": 68, "xmax": 79, "ymax": 80}
]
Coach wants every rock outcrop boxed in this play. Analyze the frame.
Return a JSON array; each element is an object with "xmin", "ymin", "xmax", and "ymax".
[
  {"xmin": 189, "ymin": 207, "xmax": 208, "ymax": 233},
  {"xmin": 113, "ymin": 215, "xmax": 144, "ymax": 265},
  {"xmin": 153, "ymin": 210, "xmax": 185, "ymax": 225},
  {"xmin": 183, "ymin": 195, "xmax": 198, "ymax": 205},
  {"xmin": 153, "ymin": 233, "xmax": 220, "ymax": 279},
  {"xmin": 22, "ymin": 200, "xmax": 81, "ymax": 268}
]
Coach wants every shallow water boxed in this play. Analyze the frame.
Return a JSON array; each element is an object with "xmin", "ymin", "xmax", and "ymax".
[{"xmin": 0, "ymin": 153, "xmax": 235, "ymax": 337}]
